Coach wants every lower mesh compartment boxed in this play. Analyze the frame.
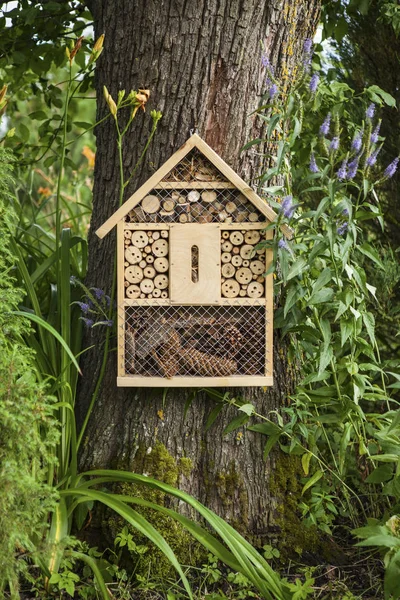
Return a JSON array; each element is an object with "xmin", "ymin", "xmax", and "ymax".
[{"xmin": 124, "ymin": 305, "xmax": 266, "ymax": 377}]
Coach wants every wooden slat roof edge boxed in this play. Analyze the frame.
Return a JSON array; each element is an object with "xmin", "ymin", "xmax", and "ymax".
[{"xmin": 95, "ymin": 133, "xmax": 292, "ymax": 239}]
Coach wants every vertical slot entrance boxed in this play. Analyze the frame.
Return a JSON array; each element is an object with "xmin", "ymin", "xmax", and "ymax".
[{"xmin": 191, "ymin": 245, "xmax": 199, "ymax": 283}]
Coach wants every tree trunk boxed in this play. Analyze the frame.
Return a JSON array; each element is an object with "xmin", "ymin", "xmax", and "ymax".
[{"xmin": 78, "ymin": 0, "xmax": 320, "ymax": 541}]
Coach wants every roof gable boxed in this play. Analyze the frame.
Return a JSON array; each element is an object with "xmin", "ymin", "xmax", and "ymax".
[{"xmin": 96, "ymin": 133, "xmax": 287, "ymax": 238}]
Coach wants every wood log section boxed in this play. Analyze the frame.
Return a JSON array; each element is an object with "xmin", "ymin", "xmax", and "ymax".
[
  {"xmin": 222, "ymin": 231, "xmax": 230, "ymax": 240},
  {"xmin": 242, "ymin": 259, "xmax": 250, "ymax": 267},
  {"xmin": 163, "ymin": 199, "xmax": 175, "ymax": 212},
  {"xmin": 250, "ymin": 260, "xmax": 265, "ymax": 275},
  {"xmin": 187, "ymin": 190, "xmax": 201, "ymax": 203},
  {"xmin": 125, "ymin": 246, "xmax": 142, "ymax": 264},
  {"xmin": 161, "ymin": 291, "xmax": 168, "ymax": 298},
  {"xmin": 249, "ymin": 212, "xmax": 259, "ymax": 222},
  {"xmin": 152, "ymin": 231, "xmax": 160, "ymax": 240},
  {"xmin": 131, "ymin": 231, "xmax": 149, "ymax": 248},
  {"xmin": 221, "ymin": 279, "xmax": 240, "ymax": 298},
  {"xmin": 161, "ymin": 231, "xmax": 168, "ymax": 239},
  {"xmin": 179, "ymin": 214, "xmax": 188, "ymax": 223},
  {"xmin": 152, "ymin": 239, "xmax": 168, "ymax": 257},
  {"xmin": 201, "ymin": 190, "xmax": 217, "ymax": 203},
  {"xmin": 245, "ymin": 230, "xmax": 261, "ymax": 244},
  {"xmin": 239, "ymin": 289, "xmax": 247, "ymax": 297},
  {"xmin": 126, "ymin": 284, "xmax": 141, "ymax": 299},
  {"xmin": 146, "ymin": 255, "xmax": 154, "ymax": 264},
  {"xmin": 140, "ymin": 278, "xmax": 155, "ymax": 294},
  {"xmin": 125, "ymin": 265, "xmax": 144, "ymax": 284},
  {"xmin": 144, "ymin": 245, "xmax": 152, "ymax": 254},
  {"xmin": 221, "ymin": 252, "xmax": 232, "ymax": 264},
  {"xmin": 153, "ymin": 288, "xmax": 161, "ymax": 297},
  {"xmin": 232, "ymin": 253, "xmax": 245, "ymax": 267},
  {"xmin": 141, "ymin": 195, "xmax": 160, "ymax": 214},
  {"xmin": 235, "ymin": 267, "xmax": 252, "ymax": 285},
  {"xmin": 247, "ymin": 281, "xmax": 264, "ymax": 298},
  {"xmin": 221, "ymin": 240, "xmax": 233, "ymax": 252},
  {"xmin": 139, "ymin": 260, "xmax": 147, "ymax": 268},
  {"xmin": 218, "ymin": 211, "xmax": 228, "ymax": 222},
  {"xmin": 221, "ymin": 263, "xmax": 235, "ymax": 278},
  {"xmin": 230, "ymin": 231, "xmax": 244, "ymax": 245},
  {"xmin": 124, "ymin": 230, "xmax": 131, "ymax": 239},
  {"xmin": 240, "ymin": 244, "xmax": 255, "ymax": 259},
  {"xmin": 144, "ymin": 266, "xmax": 156, "ymax": 279},
  {"xmin": 225, "ymin": 201, "xmax": 237, "ymax": 214},
  {"xmin": 154, "ymin": 257, "xmax": 169, "ymax": 273},
  {"xmin": 198, "ymin": 211, "xmax": 213, "ymax": 223},
  {"xmin": 154, "ymin": 274, "xmax": 169, "ymax": 289},
  {"xmin": 232, "ymin": 246, "xmax": 240, "ymax": 255}
]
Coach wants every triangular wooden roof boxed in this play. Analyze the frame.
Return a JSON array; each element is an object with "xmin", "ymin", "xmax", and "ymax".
[{"xmin": 96, "ymin": 133, "xmax": 290, "ymax": 238}]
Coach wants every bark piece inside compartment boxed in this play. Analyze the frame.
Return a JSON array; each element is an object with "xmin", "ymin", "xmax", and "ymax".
[
  {"xmin": 201, "ymin": 190, "xmax": 217, "ymax": 203},
  {"xmin": 179, "ymin": 346, "xmax": 237, "ymax": 377}
]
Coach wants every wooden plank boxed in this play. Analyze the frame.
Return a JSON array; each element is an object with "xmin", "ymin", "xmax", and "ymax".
[
  {"xmin": 117, "ymin": 222, "xmax": 125, "ymax": 377},
  {"xmin": 154, "ymin": 181, "xmax": 236, "ymax": 189},
  {"xmin": 169, "ymin": 224, "xmax": 221, "ymax": 304},
  {"xmin": 96, "ymin": 136, "xmax": 197, "ymax": 238},
  {"xmin": 117, "ymin": 375, "xmax": 273, "ymax": 388},
  {"xmin": 123, "ymin": 223, "xmax": 170, "ymax": 230},
  {"xmin": 220, "ymin": 223, "xmax": 266, "ymax": 230},
  {"xmin": 122, "ymin": 298, "xmax": 265, "ymax": 307},
  {"xmin": 192, "ymin": 134, "xmax": 292, "ymax": 239},
  {"xmin": 265, "ymin": 229, "xmax": 273, "ymax": 377}
]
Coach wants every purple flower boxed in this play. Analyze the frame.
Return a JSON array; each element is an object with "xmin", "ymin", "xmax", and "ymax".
[
  {"xmin": 320, "ymin": 113, "xmax": 331, "ymax": 136},
  {"xmin": 105, "ymin": 319, "xmax": 114, "ymax": 327},
  {"xmin": 366, "ymin": 103, "xmax": 375, "ymax": 119},
  {"xmin": 366, "ymin": 147, "xmax": 381, "ymax": 167},
  {"xmin": 351, "ymin": 130, "xmax": 363, "ymax": 154},
  {"xmin": 81, "ymin": 317, "xmax": 94, "ymax": 328},
  {"xmin": 347, "ymin": 157, "xmax": 359, "ymax": 179},
  {"xmin": 268, "ymin": 83, "xmax": 278, "ymax": 99},
  {"xmin": 329, "ymin": 136, "xmax": 339, "ymax": 152},
  {"xmin": 309, "ymin": 73, "xmax": 319, "ymax": 94},
  {"xmin": 76, "ymin": 301, "xmax": 91, "ymax": 314},
  {"xmin": 278, "ymin": 239, "xmax": 289, "ymax": 250},
  {"xmin": 337, "ymin": 158, "xmax": 348, "ymax": 180},
  {"xmin": 92, "ymin": 287, "xmax": 105, "ymax": 300},
  {"xmin": 303, "ymin": 38, "xmax": 313, "ymax": 54},
  {"xmin": 309, "ymin": 153, "xmax": 319, "ymax": 173},
  {"xmin": 281, "ymin": 195, "xmax": 295, "ymax": 219},
  {"xmin": 384, "ymin": 157, "xmax": 399, "ymax": 178},
  {"xmin": 342, "ymin": 208, "xmax": 349, "ymax": 217},
  {"xmin": 262, "ymin": 54, "xmax": 274, "ymax": 72},
  {"xmin": 337, "ymin": 222, "xmax": 348, "ymax": 236},
  {"xmin": 370, "ymin": 122, "xmax": 381, "ymax": 144}
]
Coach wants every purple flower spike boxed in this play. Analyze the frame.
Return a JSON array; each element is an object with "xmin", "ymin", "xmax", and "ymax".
[
  {"xmin": 309, "ymin": 153, "xmax": 319, "ymax": 173},
  {"xmin": 303, "ymin": 38, "xmax": 313, "ymax": 54},
  {"xmin": 82, "ymin": 317, "xmax": 94, "ymax": 328},
  {"xmin": 92, "ymin": 287, "xmax": 105, "ymax": 300},
  {"xmin": 269, "ymin": 83, "xmax": 278, "ymax": 99},
  {"xmin": 309, "ymin": 73, "xmax": 319, "ymax": 94},
  {"xmin": 347, "ymin": 157, "xmax": 359, "ymax": 179},
  {"xmin": 342, "ymin": 208, "xmax": 349, "ymax": 217},
  {"xmin": 320, "ymin": 113, "xmax": 331, "ymax": 136},
  {"xmin": 281, "ymin": 195, "xmax": 296, "ymax": 219},
  {"xmin": 352, "ymin": 130, "xmax": 363, "ymax": 154},
  {"xmin": 329, "ymin": 136, "xmax": 339, "ymax": 152},
  {"xmin": 366, "ymin": 103, "xmax": 375, "ymax": 119},
  {"xmin": 370, "ymin": 122, "xmax": 381, "ymax": 144},
  {"xmin": 105, "ymin": 319, "xmax": 114, "ymax": 327},
  {"xmin": 337, "ymin": 158, "xmax": 348, "ymax": 180},
  {"xmin": 278, "ymin": 239, "xmax": 289, "ymax": 250},
  {"xmin": 337, "ymin": 222, "xmax": 348, "ymax": 236},
  {"xmin": 384, "ymin": 157, "xmax": 399, "ymax": 178},
  {"xmin": 366, "ymin": 147, "xmax": 381, "ymax": 167},
  {"xmin": 77, "ymin": 301, "xmax": 91, "ymax": 314}
]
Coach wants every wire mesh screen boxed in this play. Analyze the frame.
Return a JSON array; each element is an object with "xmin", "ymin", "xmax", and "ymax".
[
  {"xmin": 123, "ymin": 304, "xmax": 267, "ymax": 378},
  {"xmin": 124, "ymin": 148, "xmax": 266, "ymax": 225}
]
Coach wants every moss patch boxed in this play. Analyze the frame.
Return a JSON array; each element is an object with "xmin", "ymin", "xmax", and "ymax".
[{"xmin": 104, "ymin": 442, "xmax": 205, "ymax": 578}]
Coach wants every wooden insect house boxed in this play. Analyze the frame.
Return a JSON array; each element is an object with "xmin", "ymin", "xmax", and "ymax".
[{"xmin": 96, "ymin": 133, "xmax": 281, "ymax": 387}]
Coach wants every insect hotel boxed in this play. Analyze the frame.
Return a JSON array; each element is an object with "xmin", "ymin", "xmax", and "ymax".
[{"xmin": 96, "ymin": 133, "xmax": 282, "ymax": 387}]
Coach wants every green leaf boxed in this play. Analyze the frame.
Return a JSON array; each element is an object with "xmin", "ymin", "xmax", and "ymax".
[
  {"xmin": 286, "ymin": 257, "xmax": 307, "ymax": 281},
  {"xmin": 340, "ymin": 319, "xmax": 353, "ymax": 347},
  {"xmin": 238, "ymin": 403, "xmax": 255, "ymax": 416},
  {"xmin": 365, "ymin": 465, "xmax": 393, "ymax": 484},
  {"xmin": 301, "ymin": 470, "xmax": 323, "ymax": 495},
  {"xmin": 357, "ymin": 535, "xmax": 400, "ymax": 548},
  {"xmin": 223, "ymin": 414, "xmax": 249, "ymax": 435},
  {"xmin": 367, "ymin": 85, "xmax": 396, "ymax": 107},
  {"xmin": 312, "ymin": 268, "xmax": 332, "ymax": 294},
  {"xmin": 363, "ymin": 312, "xmax": 376, "ymax": 346},
  {"xmin": 358, "ymin": 243, "xmax": 384, "ymax": 269},
  {"xmin": 301, "ymin": 452, "xmax": 312, "ymax": 476},
  {"xmin": 308, "ymin": 287, "xmax": 334, "ymax": 305}
]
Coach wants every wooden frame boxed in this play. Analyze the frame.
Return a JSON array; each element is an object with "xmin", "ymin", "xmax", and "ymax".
[{"xmin": 97, "ymin": 134, "xmax": 280, "ymax": 388}]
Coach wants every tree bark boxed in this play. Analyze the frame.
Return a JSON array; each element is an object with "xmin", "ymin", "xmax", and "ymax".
[{"xmin": 78, "ymin": 0, "xmax": 320, "ymax": 541}]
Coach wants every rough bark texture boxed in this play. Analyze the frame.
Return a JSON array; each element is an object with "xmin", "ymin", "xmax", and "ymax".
[{"xmin": 78, "ymin": 0, "xmax": 320, "ymax": 541}]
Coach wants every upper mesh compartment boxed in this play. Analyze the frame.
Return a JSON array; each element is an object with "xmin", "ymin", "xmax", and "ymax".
[{"xmin": 124, "ymin": 148, "xmax": 266, "ymax": 225}]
